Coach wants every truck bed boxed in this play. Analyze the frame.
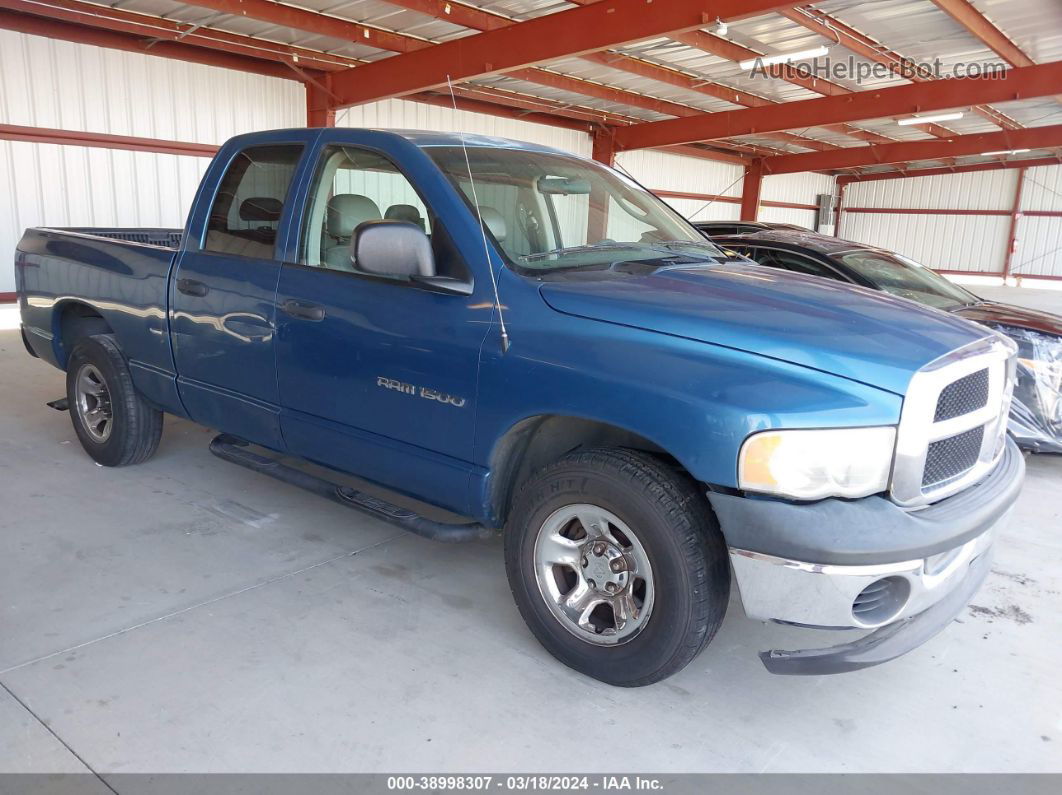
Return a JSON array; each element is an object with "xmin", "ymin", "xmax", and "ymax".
[
  {"xmin": 16, "ymin": 226, "xmax": 181, "ymax": 412},
  {"xmin": 58, "ymin": 227, "xmax": 183, "ymax": 249}
]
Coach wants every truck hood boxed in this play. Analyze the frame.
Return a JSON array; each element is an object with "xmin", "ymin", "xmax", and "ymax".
[{"xmin": 539, "ymin": 264, "xmax": 989, "ymax": 396}]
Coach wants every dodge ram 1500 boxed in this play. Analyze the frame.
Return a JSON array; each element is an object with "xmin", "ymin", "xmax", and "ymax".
[{"xmin": 16, "ymin": 128, "xmax": 1024, "ymax": 685}]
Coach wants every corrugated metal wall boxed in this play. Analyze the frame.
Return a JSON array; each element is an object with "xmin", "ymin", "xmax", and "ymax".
[
  {"xmin": 840, "ymin": 166, "xmax": 1062, "ymax": 279},
  {"xmin": 616, "ymin": 150, "xmax": 744, "ymax": 222},
  {"xmin": 0, "ymin": 30, "xmax": 303, "ymax": 294},
  {"xmin": 760, "ymin": 172, "xmax": 835, "ymax": 229},
  {"xmin": 1015, "ymin": 164, "xmax": 1062, "ymax": 279}
]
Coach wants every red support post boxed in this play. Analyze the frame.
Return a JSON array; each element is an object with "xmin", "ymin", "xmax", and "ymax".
[
  {"xmin": 834, "ymin": 181, "xmax": 847, "ymax": 235},
  {"xmin": 591, "ymin": 126, "xmax": 616, "ymax": 167},
  {"xmin": 306, "ymin": 82, "xmax": 335, "ymax": 128},
  {"xmin": 740, "ymin": 161, "xmax": 763, "ymax": 221},
  {"xmin": 1002, "ymin": 168, "xmax": 1027, "ymax": 282}
]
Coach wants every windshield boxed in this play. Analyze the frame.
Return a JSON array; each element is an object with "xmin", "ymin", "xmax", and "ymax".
[
  {"xmin": 838, "ymin": 250, "xmax": 979, "ymax": 310},
  {"xmin": 427, "ymin": 146, "xmax": 723, "ymax": 271}
]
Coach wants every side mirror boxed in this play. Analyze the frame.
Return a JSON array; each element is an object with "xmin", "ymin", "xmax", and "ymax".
[{"xmin": 351, "ymin": 220, "xmax": 435, "ymax": 279}]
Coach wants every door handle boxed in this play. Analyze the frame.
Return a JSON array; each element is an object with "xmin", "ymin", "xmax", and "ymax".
[
  {"xmin": 281, "ymin": 299, "xmax": 326, "ymax": 321},
  {"xmin": 176, "ymin": 278, "xmax": 209, "ymax": 297}
]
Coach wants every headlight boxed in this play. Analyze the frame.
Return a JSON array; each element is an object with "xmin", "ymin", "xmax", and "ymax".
[{"xmin": 738, "ymin": 426, "xmax": 896, "ymax": 500}]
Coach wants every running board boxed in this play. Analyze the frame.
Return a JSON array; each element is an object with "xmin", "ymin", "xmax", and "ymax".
[
  {"xmin": 47, "ymin": 397, "xmax": 69, "ymax": 411},
  {"xmin": 208, "ymin": 434, "xmax": 493, "ymax": 543}
]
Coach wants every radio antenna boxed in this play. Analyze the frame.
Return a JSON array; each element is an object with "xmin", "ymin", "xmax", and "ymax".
[{"xmin": 447, "ymin": 75, "xmax": 511, "ymax": 353}]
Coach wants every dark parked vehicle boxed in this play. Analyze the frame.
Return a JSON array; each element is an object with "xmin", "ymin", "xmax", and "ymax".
[
  {"xmin": 714, "ymin": 230, "xmax": 1062, "ymax": 453},
  {"xmin": 694, "ymin": 220, "xmax": 811, "ymax": 237}
]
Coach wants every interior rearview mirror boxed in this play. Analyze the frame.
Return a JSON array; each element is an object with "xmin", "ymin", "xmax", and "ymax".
[
  {"xmin": 351, "ymin": 220, "xmax": 435, "ymax": 279},
  {"xmin": 539, "ymin": 177, "xmax": 591, "ymax": 195}
]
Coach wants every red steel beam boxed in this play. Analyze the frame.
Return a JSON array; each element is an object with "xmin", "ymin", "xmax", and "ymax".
[
  {"xmin": 327, "ymin": 0, "xmax": 803, "ymax": 108},
  {"xmin": 930, "ymin": 0, "xmax": 1033, "ymax": 68},
  {"xmin": 667, "ymin": 29, "xmax": 914, "ymax": 141},
  {"xmin": 177, "ymin": 0, "xmax": 838, "ymax": 151},
  {"xmin": 178, "ymin": 0, "xmax": 429, "ymax": 54},
  {"xmin": 613, "ymin": 61, "xmax": 1062, "ymax": 151},
  {"xmin": 764, "ymin": 124, "xmax": 1062, "ymax": 174},
  {"xmin": 0, "ymin": 8, "xmax": 301, "ymax": 80},
  {"xmin": 782, "ymin": 6, "xmax": 1021, "ymax": 131},
  {"xmin": 843, "ymin": 207, "xmax": 1011, "ymax": 216},
  {"xmin": 0, "ymin": 123, "xmax": 219, "ymax": 156},
  {"xmin": 0, "ymin": 0, "xmax": 355, "ymax": 71},
  {"xmin": 836, "ymin": 157, "xmax": 1062, "ymax": 184},
  {"xmin": 384, "ymin": 0, "xmax": 854, "ymax": 150}
]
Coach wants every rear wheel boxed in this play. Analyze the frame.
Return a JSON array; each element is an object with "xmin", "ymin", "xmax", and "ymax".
[
  {"xmin": 504, "ymin": 448, "xmax": 730, "ymax": 686},
  {"xmin": 66, "ymin": 334, "xmax": 163, "ymax": 466}
]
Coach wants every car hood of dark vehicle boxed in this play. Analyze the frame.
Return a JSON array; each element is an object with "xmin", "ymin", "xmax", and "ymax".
[
  {"xmin": 539, "ymin": 262, "xmax": 990, "ymax": 396},
  {"xmin": 953, "ymin": 301, "xmax": 1062, "ymax": 337}
]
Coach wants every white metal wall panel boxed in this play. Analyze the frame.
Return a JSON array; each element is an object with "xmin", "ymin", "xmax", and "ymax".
[
  {"xmin": 1022, "ymin": 164, "xmax": 1062, "ymax": 213},
  {"xmin": 654, "ymin": 197, "xmax": 739, "ymax": 223},
  {"xmin": 1012, "ymin": 216, "xmax": 1062, "ymax": 278},
  {"xmin": 840, "ymin": 212, "xmax": 1010, "ymax": 273},
  {"xmin": 845, "ymin": 171, "xmax": 1017, "ymax": 211},
  {"xmin": 0, "ymin": 30, "xmax": 303, "ymax": 143},
  {"xmin": 335, "ymin": 99, "xmax": 592, "ymax": 157},
  {"xmin": 759, "ymin": 206, "xmax": 819, "ymax": 229},
  {"xmin": 0, "ymin": 30, "xmax": 304, "ymax": 293},
  {"xmin": 760, "ymin": 171, "xmax": 835, "ymax": 206},
  {"xmin": 617, "ymin": 150, "xmax": 743, "ymax": 197}
]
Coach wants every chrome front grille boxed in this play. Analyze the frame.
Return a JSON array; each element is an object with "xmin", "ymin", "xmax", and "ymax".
[
  {"xmin": 934, "ymin": 368, "xmax": 989, "ymax": 421},
  {"xmin": 891, "ymin": 336, "xmax": 1016, "ymax": 507},
  {"xmin": 922, "ymin": 425, "xmax": 985, "ymax": 487}
]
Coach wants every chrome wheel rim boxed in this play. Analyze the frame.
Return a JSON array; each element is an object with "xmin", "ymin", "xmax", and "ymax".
[
  {"xmin": 533, "ymin": 504, "xmax": 655, "ymax": 646},
  {"xmin": 75, "ymin": 364, "xmax": 113, "ymax": 443}
]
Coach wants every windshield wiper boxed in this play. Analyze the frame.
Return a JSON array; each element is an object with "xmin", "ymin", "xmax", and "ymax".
[{"xmin": 520, "ymin": 241, "xmax": 648, "ymax": 262}]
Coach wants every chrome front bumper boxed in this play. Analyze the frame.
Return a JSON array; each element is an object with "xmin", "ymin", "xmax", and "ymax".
[
  {"xmin": 729, "ymin": 518, "xmax": 1001, "ymax": 630},
  {"xmin": 707, "ymin": 437, "xmax": 1024, "ymax": 675}
]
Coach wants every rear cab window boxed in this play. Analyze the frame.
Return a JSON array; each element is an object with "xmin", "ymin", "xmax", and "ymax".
[{"xmin": 204, "ymin": 144, "xmax": 304, "ymax": 259}]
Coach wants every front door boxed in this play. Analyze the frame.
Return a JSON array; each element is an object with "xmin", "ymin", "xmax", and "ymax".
[
  {"xmin": 274, "ymin": 135, "xmax": 491, "ymax": 515},
  {"xmin": 170, "ymin": 138, "xmax": 308, "ymax": 448}
]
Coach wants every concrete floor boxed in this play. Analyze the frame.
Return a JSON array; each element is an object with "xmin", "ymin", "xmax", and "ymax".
[{"xmin": 0, "ymin": 291, "xmax": 1060, "ymax": 777}]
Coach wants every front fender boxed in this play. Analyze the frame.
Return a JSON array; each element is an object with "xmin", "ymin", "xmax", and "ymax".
[{"xmin": 473, "ymin": 297, "xmax": 902, "ymax": 494}]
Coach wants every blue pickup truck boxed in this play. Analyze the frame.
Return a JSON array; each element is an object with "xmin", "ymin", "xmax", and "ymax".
[{"xmin": 16, "ymin": 128, "xmax": 1024, "ymax": 686}]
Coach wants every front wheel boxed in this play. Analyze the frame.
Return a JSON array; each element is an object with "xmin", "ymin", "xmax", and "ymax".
[
  {"xmin": 66, "ymin": 334, "xmax": 163, "ymax": 467},
  {"xmin": 504, "ymin": 448, "xmax": 730, "ymax": 686}
]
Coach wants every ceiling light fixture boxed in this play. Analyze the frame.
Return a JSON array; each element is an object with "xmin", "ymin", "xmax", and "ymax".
[
  {"xmin": 980, "ymin": 148, "xmax": 1031, "ymax": 156},
  {"xmin": 896, "ymin": 112, "xmax": 965, "ymax": 126},
  {"xmin": 738, "ymin": 46, "xmax": 828, "ymax": 70},
  {"xmin": 715, "ymin": 18, "xmax": 728, "ymax": 37}
]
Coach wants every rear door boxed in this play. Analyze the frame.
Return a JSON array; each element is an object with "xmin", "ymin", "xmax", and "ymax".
[
  {"xmin": 170, "ymin": 133, "xmax": 314, "ymax": 448},
  {"xmin": 273, "ymin": 132, "xmax": 490, "ymax": 514}
]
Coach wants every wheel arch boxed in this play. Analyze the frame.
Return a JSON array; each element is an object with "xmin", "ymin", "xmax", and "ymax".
[
  {"xmin": 53, "ymin": 301, "xmax": 114, "ymax": 368},
  {"xmin": 487, "ymin": 414, "xmax": 679, "ymax": 528}
]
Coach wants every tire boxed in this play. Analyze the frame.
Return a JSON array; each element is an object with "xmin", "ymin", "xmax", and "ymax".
[
  {"xmin": 65, "ymin": 334, "xmax": 163, "ymax": 467},
  {"xmin": 504, "ymin": 447, "xmax": 730, "ymax": 686}
]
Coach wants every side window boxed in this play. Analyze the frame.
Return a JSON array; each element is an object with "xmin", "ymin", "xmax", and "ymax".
[
  {"xmin": 204, "ymin": 144, "xmax": 303, "ymax": 259},
  {"xmin": 301, "ymin": 146, "xmax": 434, "ymax": 272},
  {"xmin": 770, "ymin": 251, "xmax": 840, "ymax": 280},
  {"xmin": 743, "ymin": 247, "xmax": 777, "ymax": 268}
]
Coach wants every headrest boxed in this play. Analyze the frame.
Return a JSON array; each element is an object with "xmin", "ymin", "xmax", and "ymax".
[
  {"xmin": 477, "ymin": 205, "xmax": 507, "ymax": 243},
  {"xmin": 385, "ymin": 204, "xmax": 425, "ymax": 231},
  {"xmin": 327, "ymin": 194, "xmax": 382, "ymax": 239},
  {"xmin": 239, "ymin": 197, "xmax": 283, "ymax": 222}
]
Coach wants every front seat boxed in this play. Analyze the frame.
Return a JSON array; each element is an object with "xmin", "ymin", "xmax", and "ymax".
[
  {"xmin": 323, "ymin": 194, "xmax": 382, "ymax": 270},
  {"xmin": 477, "ymin": 205, "xmax": 507, "ymax": 244},
  {"xmin": 385, "ymin": 204, "xmax": 426, "ymax": 232}
]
